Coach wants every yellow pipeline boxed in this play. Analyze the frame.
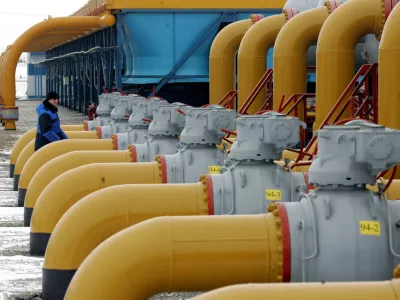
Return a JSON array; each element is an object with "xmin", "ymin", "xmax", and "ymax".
[
  {"xmin": 315, "ymin": 0, "xmax": 385, "ymax": 128},
  {"xmin": 24, "ymin": 150, "xmax": 135, "ymax": 214},
  {"xmin": 379, "ymin": 1, "xmax": 400, "ymax": 129},
  {"xmin": 30, "ymin": 163, "xmax": 162, "ymax": 236},
  {"xmin": 2, "ymin": 14, "xmax": 115, "ymax": 130},
  {"xmin": 237, "ymin": 13, "xmax": 287, "ymax": 113},
  {"xmin": 13, "ymin": 131, "xmax": 98, "ymax": 181},
  {"xmin": 10, "ymin": 125, "xmax": 84, "ymax": 176},
  {"xmin": 209, "ymin": 19, "xmax": 252, "ymax": 105},
  {"xmin": 43, "ymin": 183, "xmax": 209, "ymax": 296},
  {"xmin": 191, "ymin": 281, "xmax": 400, "ymax": 300},
  {"xmin": 18, "ymin": 139, "xmax": 113, "ymax": 193},
  {"xmin": 65, "ymin": 214, "xmax": 283, "ymax": 299},
  {"xmin": 274, "ymin": 5, "xmax": 335, "ymax": 115}
]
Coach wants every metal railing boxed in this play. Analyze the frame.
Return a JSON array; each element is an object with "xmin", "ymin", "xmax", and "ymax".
[{"xmin": 71, "ymin": 0, "xmax": 107, "ymax": 16}]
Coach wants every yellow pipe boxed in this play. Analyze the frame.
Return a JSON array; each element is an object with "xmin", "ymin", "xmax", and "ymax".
[
  {"xmin": 315, "ymin": 0, "xmax": 384, "ymax": 128},
  {"xmin": 237, "ymin": 13, "xmax": 287, "ymax": 113},
  {"xmin": 10, "ymin": 125, "xmax": 84, "ymax": 177},
  {"xmin": 13, "ymin": 131, "xmax": 98, "ymax": 192},
  {"xmin": 379, "ymin": 1, "xmax": 400, "ymax": 129},
  {"xmin": 42, "ymin": 183, "xmax": 210, "ymax": 297},
  {"xmin": 2, "ymin": 14, "xmax": 115, "ymax": 129},
  {"xmin": 29, "ymin": 162, "xmax": 162, "ymax": 239},
  {"xmin": 209, "ymin": 19, "xmax": 252, "ymax": 105},
  {"xmin": 190, "ymin": 281, "xmax": 400, "ymax": 300},
  {"xmin": 24, "ymin": 150, "xmax": 134, "ymax": 217},
  {"xmin": 65, "ymin": 214, "xmax": 283, "ymax": 300},
  {"xmin": 273, "ymin": 6, "xmax": 333, "ymax": 115},
  {"xmin": 18, "ymin": 139, "xmax": 113, "ymax": 194}
]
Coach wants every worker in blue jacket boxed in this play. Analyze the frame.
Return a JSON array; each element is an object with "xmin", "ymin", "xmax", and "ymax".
[{"xmin": 34, "ymin": 92, "xmax": 68, "ymax": 151}]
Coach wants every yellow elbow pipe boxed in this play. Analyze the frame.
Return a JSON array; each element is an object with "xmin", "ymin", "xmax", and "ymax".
[
  {"xmin": 43, "ymin": 183, "xmax": 208, "ymax": 298},
  {"xmin": 65, "ymin": 214, "xmax": 284, "ymax": 300},
  {"xmin": 315, "ymin": 0, "xmax": 385, "ymax": 128},
  {"xmin": 18, "ymin": 139, "xmax": 113, "ymax": 197},
  {"xmin": 13, "ymin": 131, "xmax": 97, "ymax": 192},
  {"xmin": 191, "ymin": 281, "xmax": 400, "ymax": 300},
  {"xmin": 274, "ymin": 5, "xmax": 335, "ymax": 115},
  {"xmin": 379, "ymin": 1, "xmax": 400, "ymax": 129},
  {"xmin": 9, "ymin": 125, "xmax": 84, "ymax": 177},
  {"xmin": 209, "ymin": 19, "xmax": 252, "ymax": 105},
  {"xmin": 24, "ymin": 150, "xmax": 135, "ymax": 224},
  {"xmin": 30, "ymin": 162, "xmax": 162, "ymax": 255},
  {"xmin": 237, "ymin": 13, "xmax": 287, "ymax": 113}
]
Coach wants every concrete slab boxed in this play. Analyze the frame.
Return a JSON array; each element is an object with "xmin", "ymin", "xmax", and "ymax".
[
  {"xmin": 0, "ymin": 209, "xmax": 23, "ymax": 227},
  {"xmin": 0, "ymin": 193, "xmax": 18, "ymax": 208}
]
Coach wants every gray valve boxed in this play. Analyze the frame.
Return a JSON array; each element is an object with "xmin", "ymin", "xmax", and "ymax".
[
  {"xmin": 131, "ymin": 103, "xmax": 186, "ymax": 162},
  {"xmin": 86, "ymin": 92, "xmax": 121, "ymax": 131},
  {"xmin": 160, "ymin": 105, "xmax": 235, "ymax": 184},
  {"xmin": 279, "ymin": 121, "xmax": 400, "ymax": 284},
  {"xmin": 205, "ymin": 112, "xmax": 307, "ymax": 215},
  {"xmin": 112, "ymin": 97, "xmax": 166, "ymax": 150},
  {"xmin": 309, "ymin": 120, "xmax": 400, "ymax": 186}
]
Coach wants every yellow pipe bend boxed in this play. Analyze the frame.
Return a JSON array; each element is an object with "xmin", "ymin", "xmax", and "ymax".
[
  {"xmin": 237, "ymin": 13, "xmax": 287, "ymax": 113},
  {"xmin": 191, "ymin": 281, "xmax": 400, "ymax": 300},
  {"xmin": 65, "ymin": 214, "xmax": 283, "ymax": 300},
  {"xmin": 315, "ymin": 0, "xmax": 384, "ymax": 128},
  {"xmin": 14, "ymin": 131, "xmax": 98, "ymax": 178},
  {"xmin": 30, "ymin": 163, "xmax": 162, "ymax": 255},
  {"xmin": 10, "ymin": 125, "xmax": 84, "ymax": 176},
  {"xmin": 379, "ymin": 1, "xmax": 400, "ymax": 129},
  {"xmin": 273, "ymin": 6, "xmax": 331, "ymax": 115},
  {"xmin": 43, "ymin": 183, "xmax": 208, "ymax": 298},
  {"xmin": 13, "ymin": 131, "xmax": 98, "ymax": 193},
  {"xmin": 24, "ymin": 150, "xmax": 134, "ymax": 215},
  {"xmin": 209, "ymin": 19, "xmax": 252, "ymax": 105},
  {"xmin": 18, "ymin": 139, "xmax": 113, "ymax": 193}
]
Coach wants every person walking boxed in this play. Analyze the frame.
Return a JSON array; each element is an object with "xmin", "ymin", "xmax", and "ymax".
[{"xmin": 34, "ymin": 92, "xmax": 68, "ymax": 151}]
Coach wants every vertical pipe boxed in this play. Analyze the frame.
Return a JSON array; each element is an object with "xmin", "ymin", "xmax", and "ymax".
[{"xmin": 116, "ymin": 13, "xmax": 123, "ymax": 91}]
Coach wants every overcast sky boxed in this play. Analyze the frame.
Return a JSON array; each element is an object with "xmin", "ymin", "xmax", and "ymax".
[{"xmin": 0, "ymin": 0, "xmax": 85, "ymax": 53}]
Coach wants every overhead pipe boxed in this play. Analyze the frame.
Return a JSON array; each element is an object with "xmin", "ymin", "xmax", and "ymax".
[
  {"xmin": 1, "ymin": 13, "xmax": 115, "ymax": 130},
  {"xmin": 273, "ymin": 1, "xmax": 341, "ymax": 114},
  {"xmin": 24, "ymin": 150, "xmax": 136, "ymax": 225},
  {"xmin": 379, "ymin": 0, "xmax": 400, "ymax": 129},
  {"xmin": 190, "ymin": 281, "xmax": 400, "ymax": 300},
  {"xmin": 64, "ymin": 214, "xmax": 283, "ymax": 300},
  {"xmin": 30, "ymin": 162, "xmax": 162, "ymax": 256},
  {"xmin": 209, "ymin": 19, "xmax": 253, "ymax": 105},
  {"xmin": 315, "ymin": 0, "xmax": 386, "ymax": 128},
  {"xmin": 237, "ymin": 10, "xmax": 296, "ymax": 113},
  {"xmin": 9, "ymin": 125, "xmax": 84, "ymax": 178},
  {"xmin": 17, "ymin": 139, "xmax": 113, "ymax": 206},
  {"xmin": 13, "ymin": 131, "xmax": 97, "ymax": 193}
]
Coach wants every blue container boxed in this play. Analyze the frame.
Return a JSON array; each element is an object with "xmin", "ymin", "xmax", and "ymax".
[{"xmin": 119, "ymin": 10, "xmax": 280, "ymax": 85}]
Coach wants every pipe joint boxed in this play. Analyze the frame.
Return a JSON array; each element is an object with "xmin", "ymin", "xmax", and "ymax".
[
  {"xmin": 249, "ymin": 14, "xmax": 264, "ymax": 25},
  {"xmin": 132, "ymin": 136, "xmax": 179, "ymax": 163},
  {"xmin": 283, "ymin": 8, "xmax": 299, "ymax": 21}
]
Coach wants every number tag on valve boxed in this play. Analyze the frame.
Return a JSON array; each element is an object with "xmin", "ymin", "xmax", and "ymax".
[
  {"xmin": 359, "ymin": 221, "xmax": 381, "ymax": 236},
  {"xmin": 208, "ymin": 166, "xmax": 221, "ymax": 174},
  {"xmin": 266, "ymin": 190, "xmax": 282, "ymax": 201}
]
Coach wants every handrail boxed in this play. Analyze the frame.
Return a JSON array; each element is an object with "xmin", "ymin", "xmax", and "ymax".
[
  {"xmin": 239, "ymin": 69, "xmax": 273, "ymax": 115},
  {"xmin": 203, "ymin": 90, "xmax": 237, "ymax": 109}
]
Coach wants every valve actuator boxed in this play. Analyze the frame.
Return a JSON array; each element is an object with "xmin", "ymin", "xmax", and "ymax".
[
  {"xmin": 85, "ymin": 93, "xmax": 121, "ymax": 131},
  {"xmin": 131, "ymin": 103, "xmax": 188, "ymax": 162},
  {"xmin": 159, "ymin": 105, "xmax": 236, "ymax": 184},
  {"xmin": 111, "ymin": 97, "xmax": 166, "ymax": 150},
  {"xmin": 204, "ymin": 112, "xmax": 308, "ymax": 215}
]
